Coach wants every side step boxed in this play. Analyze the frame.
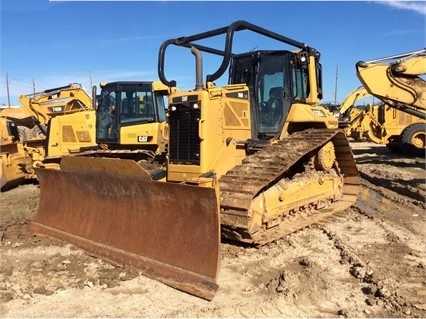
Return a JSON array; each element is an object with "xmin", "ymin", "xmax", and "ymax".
[{"xmin": 30, "ymin": 156, "xmax": 221, "ymax": 300}]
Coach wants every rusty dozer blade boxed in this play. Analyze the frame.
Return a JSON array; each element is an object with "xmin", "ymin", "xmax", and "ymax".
[{"xmin": 30, "ymin": 156, "xmax": 220, "ymax": 301}]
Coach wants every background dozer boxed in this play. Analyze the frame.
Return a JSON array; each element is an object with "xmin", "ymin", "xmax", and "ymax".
[
  {"xmin": 0, "ymin": 83, "xmax": 96, "ymax": 191},
  {"xmin": 0, "ymin": 115, "xmax": 42, "ymax": 190},
  {"xmin": 356, "ymin": 49, "xmax": 426, "ymax": 156},
  {"xmin": 31, "ymin": 21, "xmax": 360, "ymax": 301},
  {"xmin": 72, "ymin": 81, "xmax": 170, "ymax": 175}
]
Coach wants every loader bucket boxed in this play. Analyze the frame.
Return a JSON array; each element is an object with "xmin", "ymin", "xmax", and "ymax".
[{"xmin": 30, "ymin": 156, "xmax": 220, "ymax": 300}]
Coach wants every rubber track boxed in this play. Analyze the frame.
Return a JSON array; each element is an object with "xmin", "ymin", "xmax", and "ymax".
[{"xmin": 219, "ymin": 128, "xmax": 360, "ymax": 245}]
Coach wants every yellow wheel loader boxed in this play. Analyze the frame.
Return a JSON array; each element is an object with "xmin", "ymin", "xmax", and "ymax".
[
  {"xmin": 336, "ymin": 86, "xmax": 425, "ymax": 156},
  {"xmin": 31, "ymin": 21, "xmax": 360, "ymax": 301},
  {"xmin": 343, "ymin": 103, "xmax": 425, "ymax": 155},
  {"xmin": 0, "ymin": 84, "xmax": 96, "ymax": 191},
  {"xmin": 356, "ymin": 49, "xmax": 426, "ymax": 156}
]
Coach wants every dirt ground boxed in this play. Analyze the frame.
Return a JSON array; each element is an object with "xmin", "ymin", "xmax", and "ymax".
[{"xmin": 1, "ymin": 140, "xmax": 425, "ymax": 318}]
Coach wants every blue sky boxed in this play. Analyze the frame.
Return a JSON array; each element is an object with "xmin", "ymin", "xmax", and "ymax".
[{"xmin": 1, "ymin": 0, "xmax": 425, "ymax": 106}]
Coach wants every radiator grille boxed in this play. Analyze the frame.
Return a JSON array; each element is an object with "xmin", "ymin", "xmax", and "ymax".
[{"xmin": 169, "ymin": 104, "xmax": 200, "ymax": 164}]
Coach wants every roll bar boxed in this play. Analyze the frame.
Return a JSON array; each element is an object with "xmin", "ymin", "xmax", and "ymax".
[{"xmin": 158, "ymin": 20, "xmax": 318, "ymax": 87}]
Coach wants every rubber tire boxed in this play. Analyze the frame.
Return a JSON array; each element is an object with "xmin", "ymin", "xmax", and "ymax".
[{"xmin": 400, "ymin": 123, "xmax": 426, "ymax": 157}]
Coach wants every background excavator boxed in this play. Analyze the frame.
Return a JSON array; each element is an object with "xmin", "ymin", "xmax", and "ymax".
[
  {"xmin": 336, "ymin": 86, "xmax": 425, "ymax": 156},
  {"xmin": 0, "ymin": 83, "xmax": 96, "ymax": 191},
  {"xmin": 335, "ymin": 86, "xmax": 371, "ymax": 127},
  {"xmin": 31, "ymin": 21, "xmax": 359, "ymax": 301},
  {"xmin": 355, "ymin": 49, "xmax": 426, "ymax": 156}
]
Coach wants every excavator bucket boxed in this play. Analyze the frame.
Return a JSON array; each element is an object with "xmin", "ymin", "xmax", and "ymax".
[{"xmin": 30, "ymin": 156, "xmax": 221, "ymax": 301}]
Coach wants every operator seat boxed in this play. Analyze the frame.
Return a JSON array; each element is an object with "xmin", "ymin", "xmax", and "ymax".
[
  {"xmin": 268, "ymin": 87, "xmax": 284, "ymax": 118},
  {"xmin": 144, "ymin": 95, "xmax": 154, "ymax": 118}
]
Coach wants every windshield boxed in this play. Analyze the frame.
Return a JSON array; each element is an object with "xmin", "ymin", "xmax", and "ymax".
[
  {"xmin": 257, "ymin": 55, "xmax": 285, "ymax": 133},
  {"xmin": 230, "ymin": 52, "xmax": 289, "ymax": 136},
  {"xmin": 96, "ymin": 83, "xmax": 167, "ymax": 140}
]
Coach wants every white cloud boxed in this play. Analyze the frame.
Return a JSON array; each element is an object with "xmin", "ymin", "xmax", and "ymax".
[{"xmin": 378, "ymin": 1, "xmax": 426, "ymax": 16}]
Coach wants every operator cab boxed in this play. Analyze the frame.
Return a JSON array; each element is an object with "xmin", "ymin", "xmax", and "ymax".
[
  {"xmin": 229, "ymin": 50, "xmax": 322, "ymax": 139},
  {"xmin": 96, "ymin": 82, "xmax": 168, "ymax": 143}
]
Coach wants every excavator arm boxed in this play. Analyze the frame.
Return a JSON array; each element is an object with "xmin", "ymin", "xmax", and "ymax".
[
  {"xmin": 18, "ymin": 83, "xmax": 94, "ymax": 128},
  {"xmin": 336, "ymin": 86, "xmax": 371, "ymax": 117},
  {"xmin": 356, "ymin": 49, "xmax": 426, "ymax": 119}
]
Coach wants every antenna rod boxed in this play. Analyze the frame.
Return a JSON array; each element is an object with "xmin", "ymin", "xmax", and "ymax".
[
  {"xmin": 89, "ymin": 71, "xmax": 93, "ymax": 89},
  {"xmin": 334, "ymin": 64, "xmax": 338, "ymax": 106},
  {"xmin": 6, "ymin": 73, "xmax": 11, "ymax": 108}
]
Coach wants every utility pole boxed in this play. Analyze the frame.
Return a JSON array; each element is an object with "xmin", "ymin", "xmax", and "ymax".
[
  {"xmin": 33, "ymin": 78, "xmax": 36, "ymax": 94},
  {"xmin": 334, "ymin": 64, "xmax": 338, "ymax": 106},
  {"xmin": 6, "ymin": 73, "xmax": 11, "ymax": 108},
  {"xmin": 89, "ymin": 71, "xmax": 93, "ymax": 90}
]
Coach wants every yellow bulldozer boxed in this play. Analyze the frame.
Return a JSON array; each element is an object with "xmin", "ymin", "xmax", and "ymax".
[
  {"xmin": 30, "ymin": 21, "xmax": 360, "ymax": 300},
  {"xmin": 72, "ymin": 81, "xmax": 170, "ymax": 172},
  {"xmin": 336, "ymin": 86, "xmax": 425, "ymax": 156},
  {"xmin": 0, "ymin": 114, "xmax": 43, "ymax": 190},
  {"xmin": 0, "ymin": 83, "xmax": 96, "ymax": 191},
  {"xmin": 356, "ymin": 49, "xmax": 426, "ymax": 156},
  {"xmin": 1, "ymin": 81, "xmax": 169, "ymax": 190}
]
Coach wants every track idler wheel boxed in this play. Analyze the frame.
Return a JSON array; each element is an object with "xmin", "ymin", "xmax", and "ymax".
[{"xmin": 314, "ymin": 141, "xmax": 336, "ymax": 171}]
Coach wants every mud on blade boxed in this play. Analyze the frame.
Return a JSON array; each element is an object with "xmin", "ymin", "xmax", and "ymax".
[{"xmin": 31, "ymin": 156, "xmax": 221, "ymax": 301}]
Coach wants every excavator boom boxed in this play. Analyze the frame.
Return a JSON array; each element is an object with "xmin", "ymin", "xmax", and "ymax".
[
  {"xmin": 1, "ymin": 84, "xmax": 96, "ymax": 191},
  {"xmin": 355, "ymin": 49, "xmax": 426, "ymax": 156},
  {"xmin": 19, "ymin": 83, "xmax": 94, "ymax": 127},
  {"xmin": 356, "ymin": 49, "xmax": 426, "ymax": 119}
]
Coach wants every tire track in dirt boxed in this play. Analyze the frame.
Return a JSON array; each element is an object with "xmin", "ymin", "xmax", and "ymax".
[
  {"xmin": 316, "ymin": 180, "xmax": 426, "ymax": 318},
  {"xmin": 178, "ymin": 225, "xmax": 372, "ymax": 318},
  {"xmin": 1, "ymin": 142, "xmax": 425, "ymax": 317}
]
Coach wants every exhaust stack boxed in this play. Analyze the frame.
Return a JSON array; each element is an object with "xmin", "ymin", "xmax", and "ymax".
[{"xmin": 191, "ymin": 46, "xmax": 203, "ymax": 90}]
